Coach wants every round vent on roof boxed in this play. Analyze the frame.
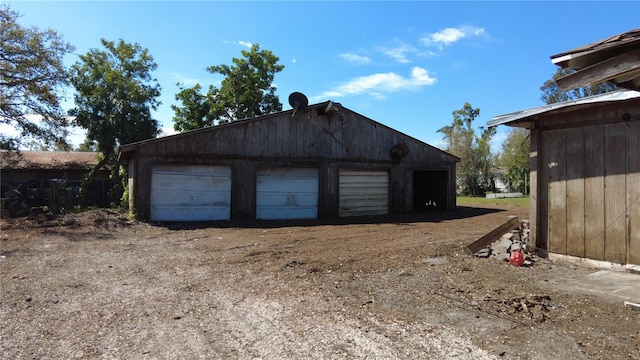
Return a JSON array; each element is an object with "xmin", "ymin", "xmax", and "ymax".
[{"xmin": 390, "ymin": 143, "xmax": 409, "ymax": 159}]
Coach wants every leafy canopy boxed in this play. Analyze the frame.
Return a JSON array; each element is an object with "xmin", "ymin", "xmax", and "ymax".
[
  {"xmin": 438, "ymin": 102, "xmax": 495, "ymax": 196},
  {"xmin": 172, "ymin": 84, "xmax": 212, "ymax": 132},
  {"xmin": 0, "ymin": 5, "xmax": 75, "ymax": 149},
  {"xmin": 69, "ymin": 38, "xmax": 161, "ymax": 172},
  {"xmin": 172, "ymin": 44, "xmax": 284, "ymax": 132}
]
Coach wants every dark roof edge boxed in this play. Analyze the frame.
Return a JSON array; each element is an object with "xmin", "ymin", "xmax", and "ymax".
[{"xmin": 550, "ymin": 28, "xmax": 640, "ymax": 61}]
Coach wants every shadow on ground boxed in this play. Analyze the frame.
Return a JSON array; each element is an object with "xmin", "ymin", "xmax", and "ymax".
[{"xmin": 155, "ymin": 206, "xmax": 507, "ymax": 230}]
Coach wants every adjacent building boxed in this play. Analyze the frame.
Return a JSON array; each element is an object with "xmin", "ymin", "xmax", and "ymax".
[{"xmin": 489, "ymin": 28, "xmax": 640, "ymax": 265}]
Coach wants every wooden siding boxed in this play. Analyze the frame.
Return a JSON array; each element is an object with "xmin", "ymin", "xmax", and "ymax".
[
  {"xmin": 127, "ymin": 108, "xmax": 455, "ymax": 164},
  {"xmin": 529, "ymin": 130, "xmax": 540, "ymax": 249},
  {"xmin": 628, "ymin": 120, "xmax": 640, "ymax": 265},
  {"xmin": 565, "ymin": 127, "xmax": 585, "ymax": 257},
  {"xmin": 584, "ymin": 125, "xmax": 605, "ymax": 260},
  {"xmin": 547, "ymin": 128, "xmax": 567, "ymax": 255},
  {"xmin": 536, "ymin": 103, "xmax": 640, "ymax": 264},
  {"xmin": 604, "ymin": 123, "xmax": 627, "ymax": 263}
]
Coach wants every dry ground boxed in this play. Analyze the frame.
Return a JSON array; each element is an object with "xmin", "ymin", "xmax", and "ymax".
[{"xmin": 1, "ymin": 205, "xmax": 639, "ymax": 359}]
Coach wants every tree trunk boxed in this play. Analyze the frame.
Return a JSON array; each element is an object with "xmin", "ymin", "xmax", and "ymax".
[{"xmin": 79, "ymin": 153, "xmax": 111, "ymax": 206}]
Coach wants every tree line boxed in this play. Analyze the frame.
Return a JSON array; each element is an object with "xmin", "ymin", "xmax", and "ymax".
[
  {"xmin": 2, "ymin": 5, "xmax": 284, "ymax": 155},
  {"xmin": 2, "ymin": 4, "xmax": 617, "ymax": 204}
]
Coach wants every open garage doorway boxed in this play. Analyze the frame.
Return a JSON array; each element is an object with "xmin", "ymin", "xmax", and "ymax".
[{"xmin": 413, "ymin": 171, "xmax": 448, "ymax": 212}]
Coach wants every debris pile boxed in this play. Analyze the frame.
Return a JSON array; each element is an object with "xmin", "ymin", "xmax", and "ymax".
[
  {"xmin": 474, "ymin": 219, "xmax": 536, "ymax": 266},
  {"xmin": 482, "ymin": 293, "xmax": 555, "ymax": 322},
  {"xmin": 1, "ymin": 179, "xmax": 113, "ymax": 218},
  {"xmin": 2, "ymin": 180, "xmax": 56, "ymax": 218}
]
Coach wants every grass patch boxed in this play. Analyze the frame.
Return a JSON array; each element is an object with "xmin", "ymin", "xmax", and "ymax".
[{"xmin": 457, "ymin": 195, "xmax": 530, "ymax": 207}]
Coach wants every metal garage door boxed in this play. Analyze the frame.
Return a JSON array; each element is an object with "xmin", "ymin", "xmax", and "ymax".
[
  {"xmin": 339, "ymin": 170, "xmax": 389, "ymax": 217},
  {"xmin": 256, "ymin": 168, "xmax": 319, "ymax": 220},
  {"xmin": 150, "ymin": 165, "xmax": 231, "ymax": 221}
]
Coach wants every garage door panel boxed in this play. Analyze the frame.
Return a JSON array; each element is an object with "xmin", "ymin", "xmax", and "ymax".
[
  {"xmin": 151, "ymin": 189, "xmax": 230, "ymax": 206},
  {"xmin": 339, "ymin": 170, "xmax": 389, "ymax": 217},
  {"xmin": 256, "ymin": 180, "xmax": 318, "ymax": 193},
  {"xmin": 339, "ymin": 189, "xmax": 389, "ymax": 197},
  {"xmin": 151, "ymin": 174, "xmax": 230, "ymax": 191},
  {"xmin": 150, "ymin": 165, "xmax": 231, "ymax": 221},
  {"xmin": 257, "ymin": 192, "xmax": 319, "ymax": 207},
  {"xmin": 151, "ymin": 206, "xmax": 231, "ymax": 222},
  {"xmin": 256, "ymin": 168, "xmax": 319, "ymax": 220},
  {"xmin": 153, "ymin": 164, "xmax": 227, "ymax": 175}
]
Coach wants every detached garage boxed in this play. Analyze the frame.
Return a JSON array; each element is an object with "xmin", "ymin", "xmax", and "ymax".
[{"xmin": 119, "ymin": 99, "xmax": 459, "ymax": 221}]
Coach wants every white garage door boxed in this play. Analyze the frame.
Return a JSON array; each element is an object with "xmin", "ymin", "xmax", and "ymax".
[
  {"xmin": 339, "ymin": 170, "xmax": 389, "ymax": 217},
  {"xmin": 256, "ymin": 168, "xmax": 319, "ymax": 220},
  {"xmin": 150, "ymin": 165, "xmax": 232, "ymax": 221}
]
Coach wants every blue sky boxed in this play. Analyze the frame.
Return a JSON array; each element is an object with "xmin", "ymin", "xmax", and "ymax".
[{"xmin": 6, "ymin": 1, "xmax": 640, "ymax": 151}]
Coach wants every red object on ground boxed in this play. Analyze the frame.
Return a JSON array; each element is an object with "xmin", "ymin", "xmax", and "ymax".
[{"xmin": 509, "ymin": 250, "xmax": 524, "ymax": 266}]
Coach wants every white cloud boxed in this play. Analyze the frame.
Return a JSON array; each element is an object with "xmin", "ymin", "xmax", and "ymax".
[
  {"xmin": 420, "ymin": 26, "xmax": 486, "ymax": 49},
  {"xmin": 222, "ymin": 40, "xmax": 253, "ymax": 48},
  {"xmin": 339, "ymin": 53, "xmax": 372, "ymax": 64},
  {"xmin": 379, "ymin": 43, "xmax": 415, "ymax": 63},
  {"xmin": 312, "ymin": 66, "xmax": 436, "ymax": 101}
]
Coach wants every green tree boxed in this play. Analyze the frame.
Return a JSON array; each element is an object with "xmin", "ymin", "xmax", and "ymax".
[
  {"xmin": 495, "ymin": 127, "xmax": 530, "ymax": 194},
  {"xmin": 438, "ymin": 102, "xmax": 495, "ymax": 196},
  {"xmin": 76, "ymin": 138, "xmax": 97, "ymax": 152},
  {"xmin": 0, "ymin": 5, "xmax": 75, "ymax": 149},
  {"xmin": 540, "ymin": 67, "xmax": 617, "ymax": 105},
  {"xmin": 171, "ymin": 83, "xmax": 212, "ymax": 132},
  {"xmin": 69, "ymin": 39, "xmax": 161, "ymax": 207},
  {"xmin": 172, "ymin": 44, "xmax": 284, "ymax": 132},
  {"xmin": 69, "ymin": 38, "xmax": 161, "ymax": 177}
]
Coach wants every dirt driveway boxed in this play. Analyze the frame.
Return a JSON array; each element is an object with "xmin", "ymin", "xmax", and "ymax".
[{"xmin": 1, "ymin": 206, "xmax": 639, "ymax": 359}]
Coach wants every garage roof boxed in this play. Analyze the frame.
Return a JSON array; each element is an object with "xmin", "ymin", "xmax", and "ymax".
[
  {"xmin": 551, "ymin": 28, "xmax": 640, "ymax": 92},
  {"xmin": 1, "ymin": 150, "xmax": 101, "ymax": 170},
  {"xmin": 119, "ymin": 101, "xmax": 459, "ymax": 162},
  {"xmin": 488, "ymin": 90, "xmax": 640, "ymax": 128}
]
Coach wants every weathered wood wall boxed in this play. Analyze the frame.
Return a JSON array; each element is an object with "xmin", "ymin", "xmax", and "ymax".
[
  {"xmin": 535, "ymin": 102, "xmax": 640, "ymax": 265},
  {"xmin": 123, "ymin": 105, "xmax": 457, "ymax": 221}
]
